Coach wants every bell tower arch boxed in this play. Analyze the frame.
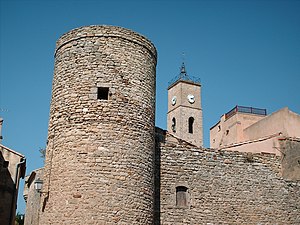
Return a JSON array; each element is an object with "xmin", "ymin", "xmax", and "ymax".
[{"xmin": 167, "ymin": 63, "xmax": 203, "ymax": 147}]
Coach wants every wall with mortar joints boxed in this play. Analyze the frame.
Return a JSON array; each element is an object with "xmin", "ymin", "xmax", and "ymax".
[
  {"xmin": 40, "ymin": 25, "xmax": 157, "ymax": 225},
  {"xmin": 159, "ymin": 140, "xmax": 300, "ymax": 224}
]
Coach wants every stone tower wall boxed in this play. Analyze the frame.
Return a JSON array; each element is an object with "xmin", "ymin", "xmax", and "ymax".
[{"xmin": 40, "ymin": 25, "xmax": 157, "ymax": 225}]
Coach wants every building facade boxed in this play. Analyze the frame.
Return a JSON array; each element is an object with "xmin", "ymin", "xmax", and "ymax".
[
  {"xmin": 210, "ymin": 106, "xmax": 267, "ymax": 148},
  {"xmin": 22, "ymin": 26, "xmax": 300, "ymax": 224},
  {"xmin": 23, "ymin": 168, "xmax": 43, "ymax": 225},
  {"xmin": 210, "ymin": 106, "xmax": 300, "ymax": 156},
  {"xmin": 0, "ymin": 119, "xmax": 26, "ymax": 225}
]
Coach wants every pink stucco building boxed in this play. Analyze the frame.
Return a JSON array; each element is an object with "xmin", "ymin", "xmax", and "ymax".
[{"xmin": 210, "ymin": 106, "xmax": 300, "ymax": 155}]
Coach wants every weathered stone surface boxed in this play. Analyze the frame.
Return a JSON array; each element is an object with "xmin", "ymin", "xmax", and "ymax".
[
  {"xmin": 157, "ymin": 136, "xmax": 300, "ymax": 224},
  {"xmin": 28, "ymin": 25, "xmax": 300, "ymax": 225},
  {"xmin": 40, "ymin": 25, "xmax": 157, "ymax": 225},
  {"xmin": 280, "ymin": 137, "xmax": 300, "ymax": 180},
  {"xmin": 24, "ymin": 168, "xmax": 43, "ymax": 225},
  {"xmin": 167, "ymin": 79, "xmax": 203, "ymax": 148}
]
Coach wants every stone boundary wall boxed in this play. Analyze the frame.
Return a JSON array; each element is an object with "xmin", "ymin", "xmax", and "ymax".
[{"xmin": 159, "ymin": 140, "xmax": 300, "ymax": 224}]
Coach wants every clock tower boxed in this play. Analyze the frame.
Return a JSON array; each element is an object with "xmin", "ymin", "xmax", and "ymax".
[{"xmin": 167, "ymin": 63, "xmax": 203, "ymax": 147}]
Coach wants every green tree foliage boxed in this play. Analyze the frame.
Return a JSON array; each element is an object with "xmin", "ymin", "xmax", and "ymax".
[{"xmin": 15, "ymin": 212, "xmax": 24, "ymax": 225}]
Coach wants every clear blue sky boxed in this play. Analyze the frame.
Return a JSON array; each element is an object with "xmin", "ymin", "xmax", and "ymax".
[{"xmin": 1, "ymin": 0, "xmax": 299, "ymax": 214}]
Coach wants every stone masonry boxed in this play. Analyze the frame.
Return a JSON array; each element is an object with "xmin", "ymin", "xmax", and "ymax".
[
  {"xmin": 23, "ymin": 168, "xmax": 43, "ymax": 225},
  {"xmin": 158, "ymin": 134, "xmax": 300, "ymax": 224},
  {"xmin": 39, "ymin": 25, "xmax": 157, "ymax": 224},
  {"xmin": 280, "ymin": 137, "xmax": 300, "ymax": 181},
  {"xmin": 23, "ymin": 25, "xmax": 300, "ymax": 225},
  {"xmin": 167, "ymin": 79, "xmax": 203, "ymax": 147}
]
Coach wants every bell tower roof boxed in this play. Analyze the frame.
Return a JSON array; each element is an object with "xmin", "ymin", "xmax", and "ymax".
[{"xmin": 168, "ymin": 62, "xmax": 201, "ymax": 89}]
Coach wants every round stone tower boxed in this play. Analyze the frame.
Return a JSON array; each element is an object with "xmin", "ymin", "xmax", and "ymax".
[{"xmin": 40, "ymin": 25, "xmax": 157, "ymax": 224}]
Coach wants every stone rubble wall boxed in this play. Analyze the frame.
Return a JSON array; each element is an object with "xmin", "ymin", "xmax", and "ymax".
[
  {"xmin": 280, "ymin": 137, "xmax": 300, "ymax": 180},
  {"xmin": 40, "ymin": 25, "xmax": 157, "ymax": 225},
  {"xmin": 159, "ymin": 140, "xmax": 300, "ymax": 224}
]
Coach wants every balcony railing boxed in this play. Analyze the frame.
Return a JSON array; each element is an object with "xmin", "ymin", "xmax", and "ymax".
[{"xmin": 225, "ymin": 105, "xmax": 267, "ymax": 120}]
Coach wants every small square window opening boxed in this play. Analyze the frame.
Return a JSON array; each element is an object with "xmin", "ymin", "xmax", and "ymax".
[{"xmin": 97, "ymin": 87, "xmax": 109, "ymax": 100}]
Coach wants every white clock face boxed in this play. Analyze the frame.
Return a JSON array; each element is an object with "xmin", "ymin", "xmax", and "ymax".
[
  {"xmin": 187, "ymin": 94, "xmax": 195, "ymax": 104},
  {"xmin": 171, "ymin": 96, "xmax": 177, "ymax": 105}
]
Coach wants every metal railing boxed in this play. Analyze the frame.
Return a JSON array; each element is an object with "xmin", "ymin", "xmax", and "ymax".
[
  {"xmin": 168, "ymin": 63, "xmax": 201, "ymax": 87},
  {"xmin": 225, "ymin": 105, "xmax": 267, "ymax": 120},
  {"xmin": 168, "ymin": 74, "xmax": 201, "ymax": 87}
]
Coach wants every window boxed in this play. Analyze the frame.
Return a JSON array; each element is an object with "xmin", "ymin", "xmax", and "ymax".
[
  {"xmin": 188, "ymin": 117, "xmax": 194, "ymax": 134},
  {"xmin": 176, "ymin": 186, "xmax": 188, "ymax": 207},
  {"xmin": 172, "ymin": 117, "xmax": 176, "ymax": 133},
  {"xmin": 97, "ymin": 87, "xmax": 109, "ymax": 100}
]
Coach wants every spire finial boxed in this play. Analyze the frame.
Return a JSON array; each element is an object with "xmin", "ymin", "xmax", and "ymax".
[
  {"xmin": 179, "ymin": 53, "xmax": 187, "ymax": 79},
  {"xmin": 168, "ymin": 53, "xmax": 201, "ymax": 87}
]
